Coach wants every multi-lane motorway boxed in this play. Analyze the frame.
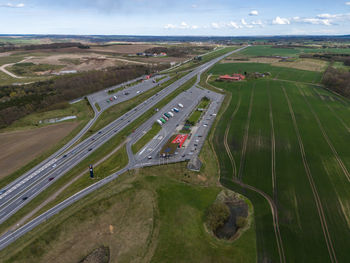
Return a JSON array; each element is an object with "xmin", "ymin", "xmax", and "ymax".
[{"xmin": 0, "ymin": 45, "xmax": 247, "ymax": 250}]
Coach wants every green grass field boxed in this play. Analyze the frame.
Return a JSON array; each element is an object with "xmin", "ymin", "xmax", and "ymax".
[
  {"xmin": 240, "ymin": 45, "xmax": 350, "ymax": 58},
  {"xmin": 211, "ymin": 66, "xmax": 350, "ymax": 262},
  {"xmin": 210, "ymin": 63, "xmax": 323, "ymax": 83}
]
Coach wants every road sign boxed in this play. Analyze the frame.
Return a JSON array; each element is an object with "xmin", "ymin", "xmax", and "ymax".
[{"xmin": 89, "ymin": 164, "xmax": 94, "ymax": 178}]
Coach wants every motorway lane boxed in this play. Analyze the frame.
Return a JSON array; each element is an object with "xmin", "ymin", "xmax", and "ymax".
[
  {"xmin": 88, "ymin": 75, "xmax": 170, "ymax": 111},
  {"xmin": 0, "ymin": 45, "xmax": 248, "ymax": 249}
]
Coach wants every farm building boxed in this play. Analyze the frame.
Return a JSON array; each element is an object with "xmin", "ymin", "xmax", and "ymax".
[{"xmin": 218, "ymin": 74, "xmax": 245, "ymax": 81}]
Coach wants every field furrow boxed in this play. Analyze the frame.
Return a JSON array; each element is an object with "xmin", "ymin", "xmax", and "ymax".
[{"xmin": 282, "ymin": 86, "xmax": 338, "ymax": 263}]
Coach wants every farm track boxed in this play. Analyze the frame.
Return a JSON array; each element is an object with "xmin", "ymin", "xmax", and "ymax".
[
  {"xmin": 298, "ymin": 86, "xmax": 350, "ymax": 183},
  {"xmin": 267, "ymin": 82, "xmax": 277, "ymax": 200},
  {"xmin": 221, "ymin": 85, "xmax": 285, "ymax": 263},
  {"xmin": 282, "ymin": 86, "xmax": 338, "ymax": 263},
  {"xmin": 223, "ymin": 88, "xmax": 241, "ymax": 178},
  {"xmin": 238, "ymin": 86, "xmax": 254, "ymax": 181},
  {"xmin": 313, "ymin": 87, "xmax": 350, "ymax": 133}
]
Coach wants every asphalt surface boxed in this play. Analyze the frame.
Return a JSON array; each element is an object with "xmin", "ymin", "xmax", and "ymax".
[
  {"xmin": 131, "ymin": 86, "xmax": 224, "ymax": 167},
  {"xmin": 0, "ymin": 45, "xmax": 248, "ymax": 251},
  {"xmin": 88, "ymin": 75, "xmax": 170, "ymax": 111}
]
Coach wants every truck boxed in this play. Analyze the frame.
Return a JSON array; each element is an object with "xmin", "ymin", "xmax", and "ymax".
[
  {"xmin": 160, "ymin": 118, "xmax": 166, "ymax": 124},
  {"xmin": 168, "ymin": 111, "xmax": 174, "ymax": 117},
  {"xmin": 178, "ymin": 103, "xmax": 184, "ymax": 108},
  {"xmin": 173, "ymin": 108, "xmax": 179, "ymax": 113},
  {"xmin": 156, "ymin": 119, "xmax": 163, "ymax": 125}
]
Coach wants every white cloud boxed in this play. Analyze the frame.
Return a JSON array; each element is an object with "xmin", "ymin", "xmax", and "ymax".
[
  {"xmin": 292, "ymin": 17, "xmax": 333, "ymax": 26},
  {"xmin": 0, "ymin": 2, "xmax": 25, "ymax": 8},
  {"xmin": 251, "ymin": 20, "xmax": 264, "ymax": 26},
  {"xmin": 191, "ymin": 4, "xmax": 198, "ymax": 8},
  {"xmin": 241, "ymin": 19, "xmax": 253, "ymax": 28},
  {"xmin": 191, "ymin": 25, "xmax": 199, "ymax": 29},
  {"xmin": 164, "ymin": 24, "xmax": 176, "ymax": 29},
  {"xmin": 346, "ymin": 2, "xmax": 350, "ymax": 5},
  {"xmin": 227, "ymin": 21, "xmax": 241, "ymax": 29},
  {"xmin": 249, "ymin": 10, "xmax": 259, "ymax": 16},
  {"xmin": 272, "ymin": 16, "xmax": 290, "ymax": 25},
  {"xmin": 211, "ymin": 22, "xmax": 220, "ymax": 29},
  {"xmin": 317, "ymin": 13, "xmax": 339, "ymax": 19},
  {"xmin": 179, "ymin": 21, "xmax": 190, "ymax": 29}
]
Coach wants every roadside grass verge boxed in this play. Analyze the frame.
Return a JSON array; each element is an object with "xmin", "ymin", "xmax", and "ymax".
[
  {"xmin": 132, "ymin": 122, "xmax": 162, "ymax": 154},
  {"xmin": 0, "ymin": 99, "xmax": 94, "ymax": 190},
  {"xmin": 0, "ymin": 76, "xmax": 197, "ymax": 233},
  {"xmin": 94, "ymin": 102, "xmax": 101, "ymax": 112}
]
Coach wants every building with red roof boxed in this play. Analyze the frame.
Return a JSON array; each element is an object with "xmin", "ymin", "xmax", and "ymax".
[{"xmin": 219, "ymin": 73, "xmax": 245, "ymax": 81}]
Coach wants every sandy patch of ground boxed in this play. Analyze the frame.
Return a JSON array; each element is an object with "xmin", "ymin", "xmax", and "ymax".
[
  {"xmin": 0, "ymin": 122, "xmax": 79, "ymax": 179},
  {"xmin": 222, "ymin": 56, "xmax": 327, "ymax": 72},
  {"xmin": 26, "ymin": 53, "xmax": 132, "ymax": 72}
]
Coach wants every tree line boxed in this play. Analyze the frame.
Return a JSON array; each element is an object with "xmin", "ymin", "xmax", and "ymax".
[
  {"xmin": 0, "ymin": 42, "xmax": 89, "ymax": 53},
  {"xmin": 0, "ymin": 64, "xmax": 165, "ymax": 128},
  {"xmin": 322, "ymin": 66, "xmax": 350, "ymax": 98}
]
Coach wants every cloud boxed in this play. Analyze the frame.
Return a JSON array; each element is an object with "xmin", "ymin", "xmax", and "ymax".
[
  {"xmin": 272, "ymin": 16, "xmax": 290, "ymax": 25},
  {"xmin": 249, "ymin": 10, "xmax": 258, "ymax": 16},
  {"xmin": 317, "ymin": 13, "xmax": 339, "ymax": 19},
  {"xmin": 227, "ymin": 21, "xmax": 241, "ymax": 29},
  {"xmin": 0, "ymin": 2, "xmax": 25, "ymax": 8},
  {"xmin": 211, "ymin": 22, "xmax": 221, "ymax": 29},
  {"xmin": 241, "ymin": 19, "xmax": 253, "ymax": 28},
  {"xmin": 164, "ymin": 22, "xmax": 198, "ymax": 30},
  {"xmin": 191, "ymin": 4, "xmax": 197, "ymax": 8},
  {"xmin": 164, "ymin": 24, "xmax": 176, "ymax": 29},
  {"xmin": 346, "ymin": 2, "xmax": 350, "ymax": 5},
  {"xmin": 292, "ymin": 17, "xmax": 333, "ymax": 26}
]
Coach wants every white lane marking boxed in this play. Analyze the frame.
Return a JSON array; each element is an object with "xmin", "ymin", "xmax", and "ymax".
[{"xmin": 0, "ymin": 159, "xmax": 57, "ymax": 200}]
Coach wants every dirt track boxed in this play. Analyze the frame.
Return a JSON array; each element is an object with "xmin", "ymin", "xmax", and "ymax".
[{"xmin": 0, "ymin": 122, "xmax": 79, "ymax": 179}]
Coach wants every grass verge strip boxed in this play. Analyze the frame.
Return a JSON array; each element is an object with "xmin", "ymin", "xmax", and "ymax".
[{"xmin": 132, "ymin": 123, "xmax": 162, "ymax": 154}]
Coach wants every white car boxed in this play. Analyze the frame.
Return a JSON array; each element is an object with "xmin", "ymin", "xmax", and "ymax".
[
  {"xmin": 52, "ymin": 164, "xmax": 57, "ymax": 168},
  {"xmin": 136, "ymin": 91, "xmax": 141, "ymax": 94}
]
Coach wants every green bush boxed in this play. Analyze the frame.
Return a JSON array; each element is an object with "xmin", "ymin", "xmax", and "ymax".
[
  {"xmin": 236, "ymin": 216, "xmax": 247, "ymax": 229},
  {"xmin": 205, "ymin": 202, "xmax": 230, "ymax": 232}
]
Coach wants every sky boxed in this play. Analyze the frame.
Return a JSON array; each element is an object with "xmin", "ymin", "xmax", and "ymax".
[{"xmin": 0, "ymin": 0, "xmax": 350, "ymax": 36}]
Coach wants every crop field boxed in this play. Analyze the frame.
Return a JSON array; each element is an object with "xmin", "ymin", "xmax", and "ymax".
[
  {"xmin": 210, "ymin": 63, "xmax": 323, "ymax": 83},
  {"xmin": 211, "ymin": 65, "xmax": 350, "ymax": 262},
  {"xmin": 240, "ymin": 45, "xmax": 350, "ymax": 57}
]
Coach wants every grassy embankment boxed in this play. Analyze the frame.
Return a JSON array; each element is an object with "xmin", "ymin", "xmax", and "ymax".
[
  {"xmin": 132, "ymin": 123, "xmax": 162, "ymax": 154},
  {"xmin": 209, "ymin": 59, "xmax": 350, "ymax": 262}
]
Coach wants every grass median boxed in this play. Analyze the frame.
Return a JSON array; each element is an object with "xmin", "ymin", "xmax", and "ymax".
[{"xmin": 131, "ymin": 122, "xmax": 162, "ymax": 154}]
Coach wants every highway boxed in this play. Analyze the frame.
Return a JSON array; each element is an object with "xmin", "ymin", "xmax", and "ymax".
[{"xmin": 0, "ymin": 45, "xmax": 247, "ymax": 250}]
